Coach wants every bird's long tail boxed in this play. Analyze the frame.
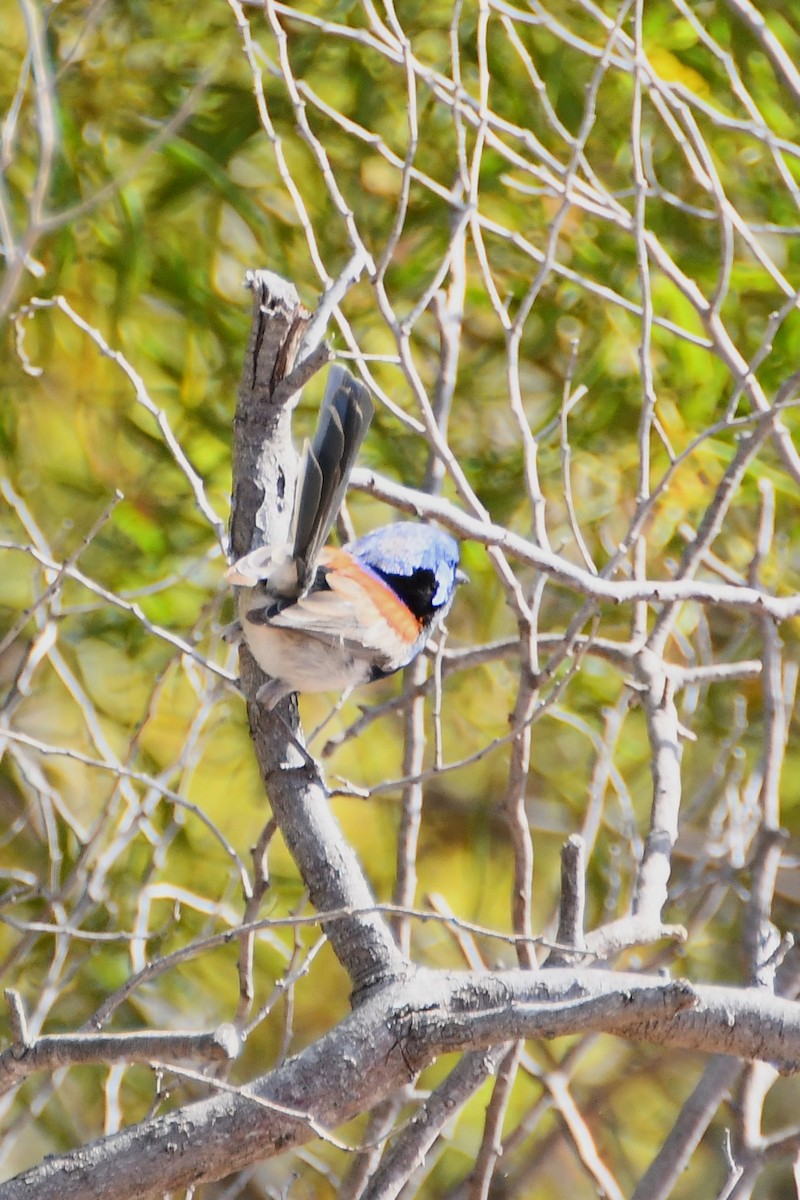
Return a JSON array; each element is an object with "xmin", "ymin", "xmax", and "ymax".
[{"xmin": 291, "ymin": 365, "xmax": 374, "ymax": 592}]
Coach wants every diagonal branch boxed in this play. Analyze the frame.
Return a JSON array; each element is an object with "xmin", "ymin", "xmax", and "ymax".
[{"xmin": 229, "ymin": 270, "xmax": 408, "ymax": 998}]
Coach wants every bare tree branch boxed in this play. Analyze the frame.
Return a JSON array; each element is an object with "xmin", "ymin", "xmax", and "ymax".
[
  {"xmin": 229, "ymin": 270, "xmax": 409, "ymax": 997},
  {"xmin": 4, "ymin": 968, "xmax": 800, "ymax": 1199}
]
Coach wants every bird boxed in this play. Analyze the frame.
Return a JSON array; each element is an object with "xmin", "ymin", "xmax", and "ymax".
[{"xmin": 226, "ymin": 365, "xmax": 465, "ymax": 709}]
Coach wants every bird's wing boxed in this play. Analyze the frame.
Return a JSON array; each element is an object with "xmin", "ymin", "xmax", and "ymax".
[{"xmin": 248, "ymin": 550, "xmax": 422, "ymax": 664}]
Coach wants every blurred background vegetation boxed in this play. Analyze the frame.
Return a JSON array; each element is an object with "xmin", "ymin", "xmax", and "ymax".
[{"xmin": 1, "ymin": 0, "xmax": 800, "ymax": 1196}]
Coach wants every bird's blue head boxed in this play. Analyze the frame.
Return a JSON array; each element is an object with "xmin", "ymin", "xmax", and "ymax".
[{"xmin": 348, "ymin": 522, "xmax": 463, "ymax": 623}]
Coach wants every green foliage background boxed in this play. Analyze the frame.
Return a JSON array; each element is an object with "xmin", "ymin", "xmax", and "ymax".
[{"xmin": 1, "ymin": 0, "xmax": 800, "ymax": 1196}]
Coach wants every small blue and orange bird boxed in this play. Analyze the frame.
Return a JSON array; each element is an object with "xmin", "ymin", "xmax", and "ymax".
[{"xmin": 226, "ymin": 366, "xmax": 464, "ymax": 708}]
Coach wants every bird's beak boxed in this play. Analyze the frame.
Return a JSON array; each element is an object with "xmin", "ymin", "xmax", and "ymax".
[{"xmin": 456, "ymin": 568, "xmax": 470, "ymax": 585}]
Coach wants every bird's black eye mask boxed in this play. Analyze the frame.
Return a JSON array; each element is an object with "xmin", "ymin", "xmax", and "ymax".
[
  {"xmin": 370, "ymin": 566, "xmax": 440, "ymax": 620},
  {"xmin": 313, "ymin": 562, "xmax": 444, "ymax": 621}
]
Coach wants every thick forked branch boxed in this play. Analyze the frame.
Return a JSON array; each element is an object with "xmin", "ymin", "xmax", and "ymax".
[
  {"xmin": 3, "ymin": 968, "xmax": 800, "ymax": 1200},
  {"xmin": 229, "ymin": 270, "xmax": 408, "ymax": 997}
]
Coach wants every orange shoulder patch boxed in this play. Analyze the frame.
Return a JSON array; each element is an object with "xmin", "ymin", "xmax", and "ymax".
[{"xmin": 319, "ymin": 548, "xmax": 421, "ymax": 644}]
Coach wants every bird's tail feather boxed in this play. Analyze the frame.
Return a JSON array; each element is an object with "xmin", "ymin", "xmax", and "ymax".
[{"xmin": 291, "ymin": 366, "xmax": 373, "ymax": 591}]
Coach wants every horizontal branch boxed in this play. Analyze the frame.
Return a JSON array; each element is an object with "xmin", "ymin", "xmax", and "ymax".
[
  {"xmin": 0, "ymin": 1025, "xmax": 239, "ymax": 1097},
  {"xmin": 350, "ymin": 470, "xmax": 800, "ymax": 620},
  {"xmin": 4, "ymin": 967, "xmax": 800, "ymax": 1200}
]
